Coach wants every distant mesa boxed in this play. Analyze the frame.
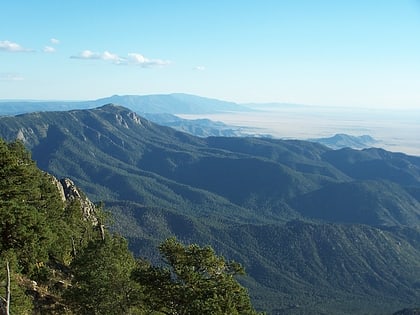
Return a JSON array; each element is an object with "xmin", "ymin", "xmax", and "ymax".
[
  {"xmin": 308, "ymin": 133, "xmax": 378, "ymax": 150},
  {"xmin": 94, "ymin": 93, "xmax": 251, "ymax": 114},
  {"xmin": 0, "ymin": 93, "xmax": 251, "ymax": 116}
]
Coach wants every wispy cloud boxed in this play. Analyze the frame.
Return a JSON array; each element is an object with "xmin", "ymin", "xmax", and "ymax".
[
  {"xmin": 0, "ymin": 40, "xmax": 34, "ymax": 52},
  {"xmin": 194, "ymin": 65, "xmax": 206, "ymax": 71},
  {"xmin": 70, "ymin": 50, "xmax": 125, "ymax": 64},
  {"xmin": 71, "ymin": 50, "xmax": 101, "ymax": 60},
  {"xmin": 102, "ymin": 51, "xmax": 125, "ymax": 63},
  {"xmin": 44, "ymin": 38, "xmax": 60, "ymax": 53},
  {"xmin": 70, "ymin": 50, "xmax": 170, "ymax": 67},
  {"xmin": 0, "ymin": 73, "xmax": 24, "ymax": 81},
  {"xmin": 43, "ymin": 46, "xmax": 56, "ymax": 53},
  {"xmin": 127, "ymin": 53, "xmax": 170, "ymax": 67}
]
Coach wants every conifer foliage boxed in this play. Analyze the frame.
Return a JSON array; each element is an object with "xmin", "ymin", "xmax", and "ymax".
[
  {"xmin": 0, "ymin": 138, "xmax": 261, "ymax": 314},
  {"xmin": 0, "ymin": 140, "xmax": 64, "ymax": 274},
  {"xmin": 133, "ymin": 237, "xmax": 261, "ymax": 315}
]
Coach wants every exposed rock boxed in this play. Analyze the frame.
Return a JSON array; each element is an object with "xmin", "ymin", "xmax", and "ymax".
[
  {"xmin": 127, "ymin": 111, "xmax": 141, "ymax": 125},
  {"xmin": 16, "ymin": 128, "xmax": 26, "ymax": 142},
  {"xmin": 48, "ymin": 174, "xmax": 99, "ymax": 225},
  {"xmin": 115, "ymin": 114, "xmax": 129, "ymax": 128},
  {"xmin": 50, "ymin": 175, "xmax": 66, "ymax": 202},
  {"xmin": 59, "ymin": 178, "xmax": 98, "ymax": 224}
]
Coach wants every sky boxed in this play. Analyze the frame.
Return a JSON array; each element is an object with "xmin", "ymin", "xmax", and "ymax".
[{"xmin": 1, "ymin": 0, "xmax": 420, "ymax": 108}]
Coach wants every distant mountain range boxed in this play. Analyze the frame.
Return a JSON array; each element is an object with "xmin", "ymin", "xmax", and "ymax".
[
  {"xmin": 141, "ymin": 113, "xmax": 261, "ymax": 138},
  {"xmin": 0, "ymin": 93, "xmax": 266, "ymax": 138},
  {"xmin": 0, "ymin": 93, "xmax": 249, "ymax": 115},
  {"xmin": 309, "ymin": 133, "xmax": 378, "ymax": 150},
  {"xmin": 0, "ymin": 104, "xmax": 419, "ymax": 314},
  {"xmin": 0, "ymin": 94, "xmax": 382, "ymax": 151},
  {"xmin": 96, "ymin": 93, "xmax": 251, "ymax": 114}
]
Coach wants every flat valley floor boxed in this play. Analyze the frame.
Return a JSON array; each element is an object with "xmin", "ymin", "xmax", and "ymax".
[{"xmin": 180, "ymin": 106, "xmax": 420, "ymax": 156}]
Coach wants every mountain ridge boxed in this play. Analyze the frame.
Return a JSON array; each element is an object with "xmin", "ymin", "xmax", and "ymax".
[
  {"xmin": 0, "ymin": 93, "xmax": 250, "ymax": 116},
  {"xmin": 1, "ymin": 104, "xmax": 419, "ymax": 227},
  {"xmin": 309, "ymin": 133, "xmax": 378, "ymax": 150},
  {"xmin": 0, "ymin": 104, "xmax": 419, "ymax": 314},
  {"xmin": 0, "ymin": 95, "xmax": 395, "ymax": 153}
]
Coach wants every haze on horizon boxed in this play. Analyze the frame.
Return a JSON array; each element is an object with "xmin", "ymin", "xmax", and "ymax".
[{"xmin": 1, "ymin": 1, "xmax": 420, "ymax": 109}]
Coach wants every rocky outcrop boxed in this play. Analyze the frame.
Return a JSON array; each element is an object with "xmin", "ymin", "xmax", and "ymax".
[
  {"xmin": 59, "ymin": 178, "xmax": 98, "ymax": 223},
  {"xmin": 49, "ymin": 175, "xmax": 99, "ymax": 226},
  {"xmin": 60, "ymin": 178, "xmax": 105, "ymax": 240}
]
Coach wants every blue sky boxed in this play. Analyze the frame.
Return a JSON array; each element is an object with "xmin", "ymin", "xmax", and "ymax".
[{"xmin": 1, "ymin": 0, "xmax": 420, "ymax": 108}]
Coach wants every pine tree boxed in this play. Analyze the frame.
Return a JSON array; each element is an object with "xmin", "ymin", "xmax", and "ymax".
[
  {"xmin": 0, "ymin": 253, "xmax": 32, "ymax": 315},
  {"xmin": 0, "ymin": 139, "xmax": 64, "ymax": 275},
  {"xmin": 133, "ymin": 237, "xmax": 263, "ymax": 315},
  {"xmin": 65, "ymin": 235, "xmax": 144, "ymax": 315}
]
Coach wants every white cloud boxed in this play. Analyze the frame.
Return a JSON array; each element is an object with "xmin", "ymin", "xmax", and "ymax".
[
  {"xmin": 127, "ymin": 53, "xmax": 146, "ymax": 64},
  {"xmin": 127, "ymin": 53, "xmax": 170, "ymax": 67},
  {"xmin": 102, "ymin": 50, "xmax": 124, "ymax": 64},
  {"xmin": 43, "ymin": 46, "xmax": 56, "ymax": 53},
  {"xmin": 0, "ymin": 73, "xmax": 24, "ymax": 81},
  {"xmin": 194, "ymin": 65, "xmax": 206, "ymax": 71},
  {"xmin": 71, "ymin": 50, "xmax": 100, "ymax": 59},
  {"xmin": 71, "ymin": 49, "xmax": 170, "ymax": 67},
  {"xmin": 70, "ymin": 50, "xmax": 124, "ymax": 64},
  {"xmin": 50, "ymin": 38, "xmax": 60, "ymax": 45},
  {"xmin": 0, "ymin": 40, "xmax": 33, "ymax": 52}
]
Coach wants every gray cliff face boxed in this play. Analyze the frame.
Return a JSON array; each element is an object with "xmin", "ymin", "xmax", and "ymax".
[
  {"xmin": 59, "ymin": 178, "xmax": 99, "ymax": 224},
  {"xmin": 49, "ymin": 175, "xmax": 99, "ymax": 225}
]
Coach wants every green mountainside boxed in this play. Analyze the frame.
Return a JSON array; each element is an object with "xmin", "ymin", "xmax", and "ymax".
[
  {"xmin": 0, "ymin": 104, "xmax": 419, "ymax": 314},
  {"xmin": 0, "ymin": 139, "xmax": 261, "ymax": 314}
]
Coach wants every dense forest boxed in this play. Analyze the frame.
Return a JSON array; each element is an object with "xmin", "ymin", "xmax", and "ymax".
[
  {"xmin": 1, "ymin": 105, "xmax": 419, "ymax": 314},
  {"xmin": 0, "ymin": 138, "xmax": 261, "ymax": 314}
]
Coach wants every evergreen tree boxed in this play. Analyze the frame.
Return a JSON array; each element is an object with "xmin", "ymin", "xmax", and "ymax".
[
  {"xmin": 133, "ymin": 237, "xmax": 262, "ymax": 315},
  {"xmin": 0, "ymin": 139, "xmax": 263, "ymax": 314},
  {"xmin": 0, "ymin": 252, "xmax": 33, "ymax": 315},
  {"xmin": 65, "ymin": 235, "xmax": 143, "ymax": 315},
  {"xmin": 0, "ymin": 139, "xmax": 64, "ymax": 275}
]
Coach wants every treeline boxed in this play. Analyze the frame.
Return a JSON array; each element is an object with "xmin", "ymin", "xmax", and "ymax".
[{"xmin": 0, "ymin": 139, "xmax": 262, "ymax": 315}]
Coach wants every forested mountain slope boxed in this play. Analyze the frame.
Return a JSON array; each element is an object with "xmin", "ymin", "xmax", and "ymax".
[
  {"xmin": 0, "ymin": 139, "xmax": 260, "ymax": 314},
  {"xmin": 0, "ymin": 104, "xmax": 419, "ymax": 314}
]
